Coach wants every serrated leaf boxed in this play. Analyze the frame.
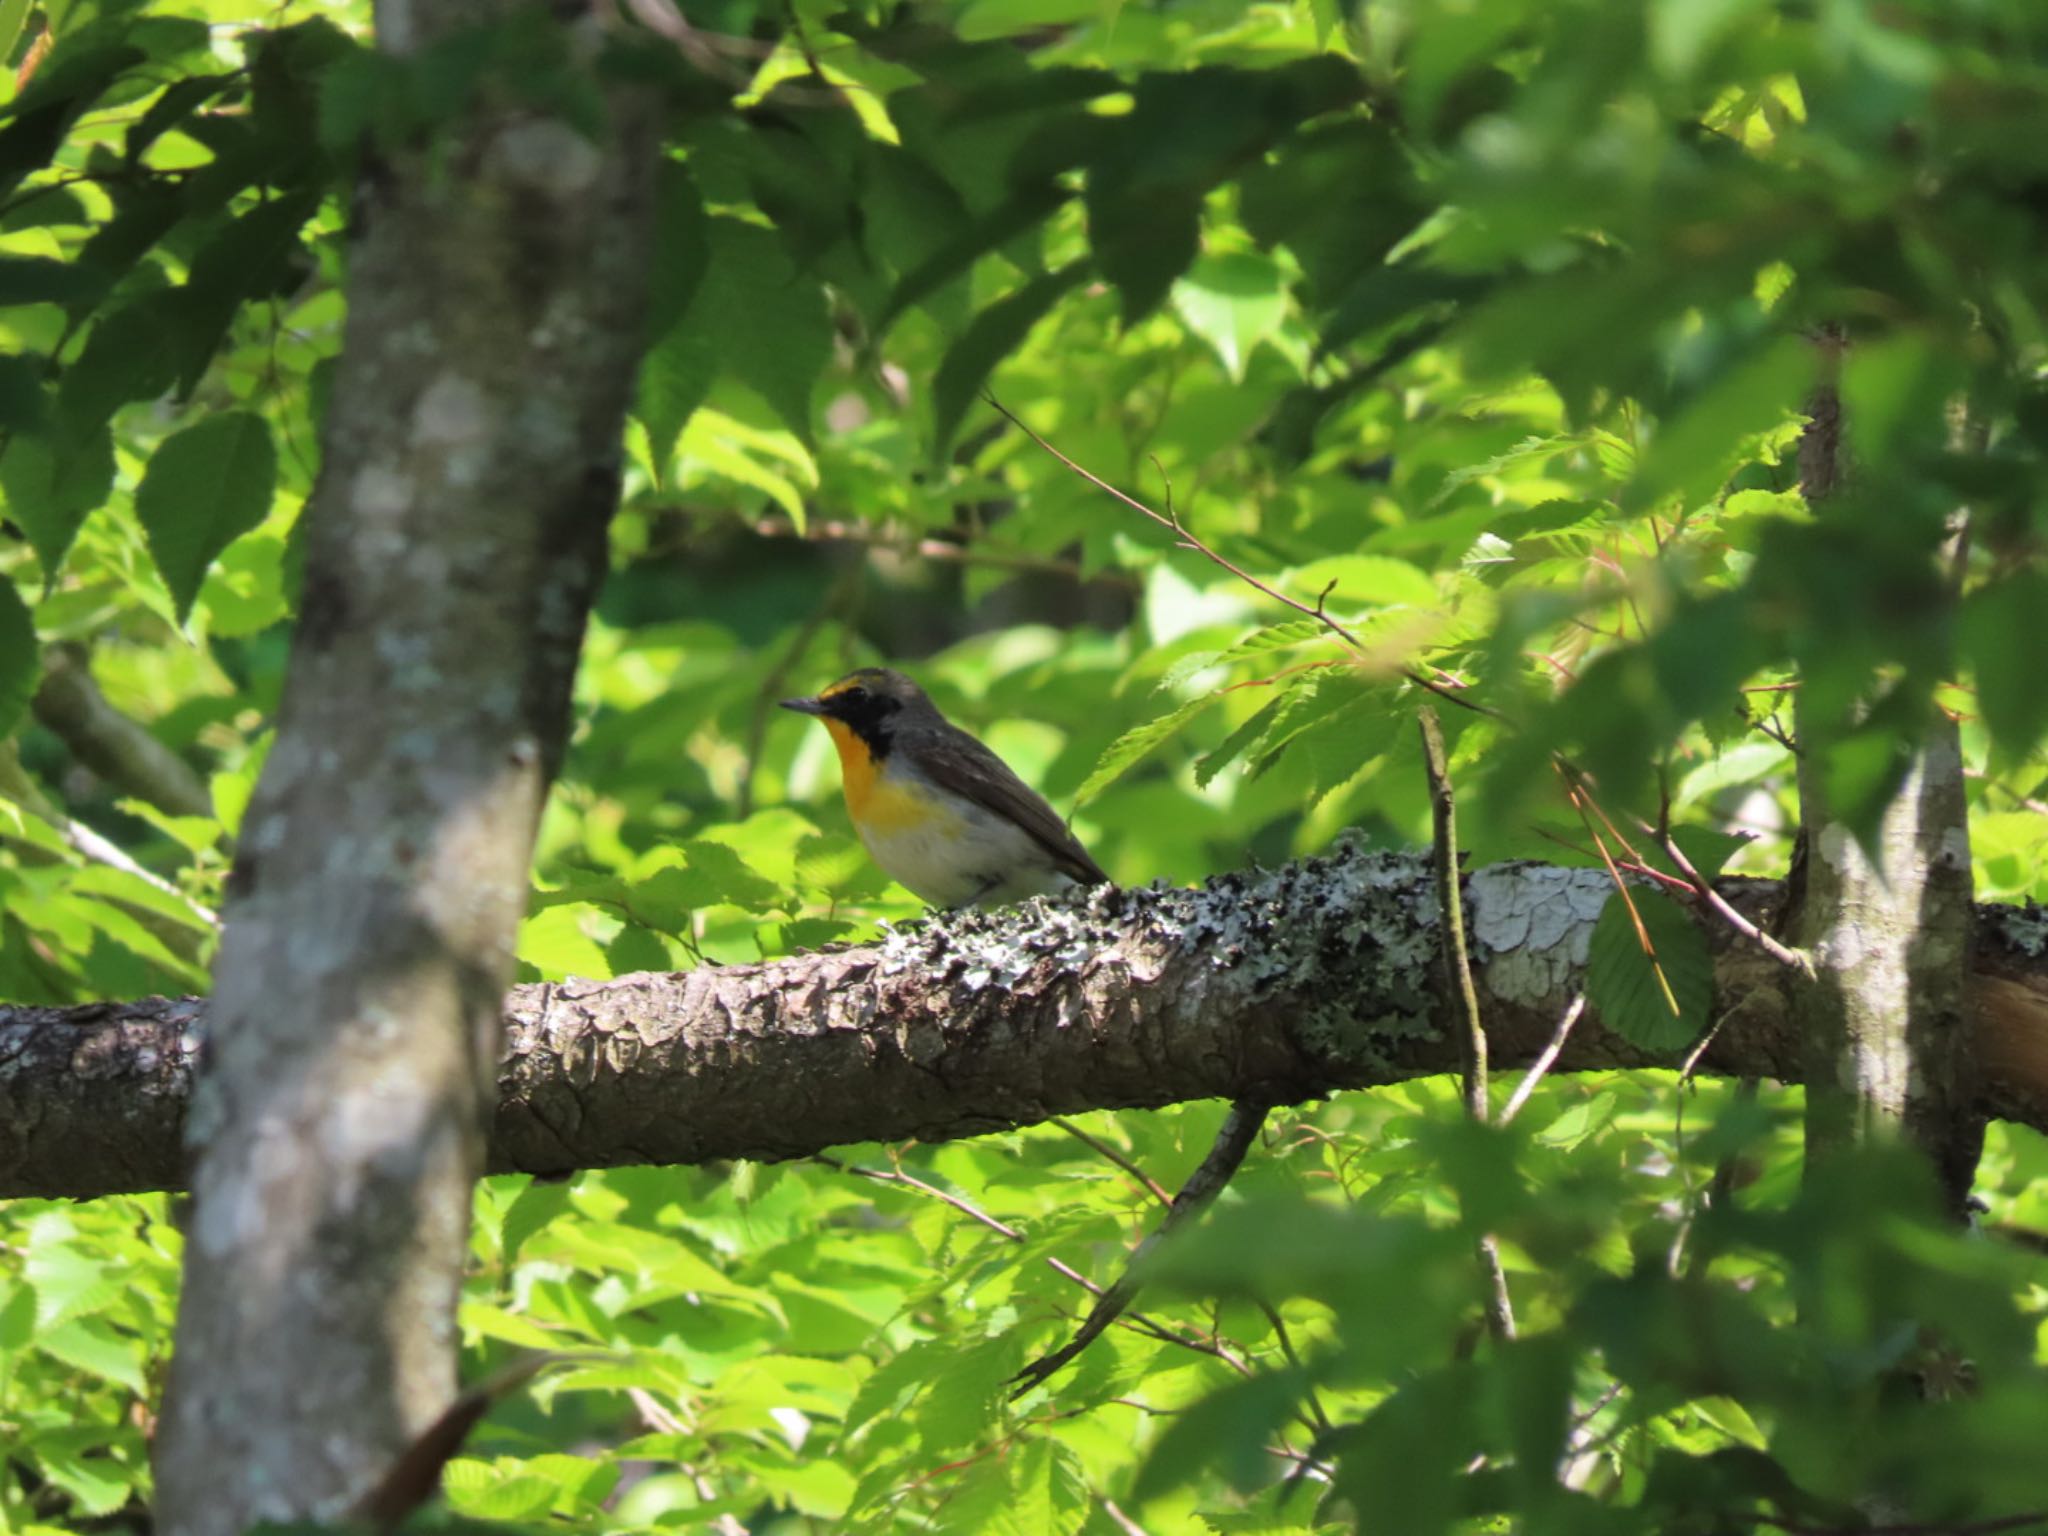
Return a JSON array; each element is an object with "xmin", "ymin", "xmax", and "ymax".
[
  {"xmin": 0, "ymin": 579, "xmax": 36, "ymax": 741},
  {"xmin": 36, "ymin": 1316, "xmax": 147, "ymax": 1393},
  {"xmin": 1159, "ymin": 619, "xmax": 1329, "ymax": 693},
  {"xmin": 993, "ymin": 1438, "xmax": 1087, "ymax": 1536},
  {"xmin": 1195, "ymin": 694, "xmax": 1285, "ymax": 788},
  {"xmin": 843, "ymin": 1337, "xmax": 949, "ymax": 1436},
  {"xmin": 697, "ymin": 217, "xmax": 830, "ymax": 444},
  {"xmin": 1075, "ymin": 692, "xmax": 1215, "ymax": 805},
  {"xmin": 134, "ymin": 411, "xmax": 278, "ymax": 624},
  {"xmin": 915, "ymin": 1329, "xmax": 1025, "ymax": 1454},
  {"xmin": 35, "ymin": 1449, "xmax": 134, "ymax": 1519},
  {"xmin": 1585, "ymin": 887, "xmax": 1712, "ymax": 1053},
  {"xmin": 933, "ymin": 260, "xmax": 1088, "ymax": 455}
]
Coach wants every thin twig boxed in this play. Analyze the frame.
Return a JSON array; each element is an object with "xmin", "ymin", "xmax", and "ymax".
[
  {"xmin": 983, "ymin": 392, "xmax": 1503, "ymax": 722},
  {"xmin": 1254, "ymin": 1298, "xmax": 1333, "ymax": 1434},
  {"xmin": 1418, "ymin": 707, "xmax": 1515, "ymax": 1341},
  {"xmin": 1418, "ymin": 708, "xmax": 1487, "ymax": 1119},
  {"xmin": 1499, "ymin": 995, "xmax": 1587, "ymax": 1126},
  {"xmin": 815, "ymin": 1156, "xmax": 1251, "ymax": 1376},
  {"xmin": 746, "ymin": 516, "xmax": 1136, "ymax": 587},
  {"xmin": 1049, "ymin": 1117, "xmax": 1172, "ymax": 1206},
  {"xmin": 1648, "ymin": 821, "xmax": 1812, "ymax": 975},
  {"xmin": 1008, "ymin": 1101, "xmax": 1270, "ymax": 1396}
]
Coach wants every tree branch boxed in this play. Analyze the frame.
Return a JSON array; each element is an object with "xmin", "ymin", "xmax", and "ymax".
[
  {"xmin": 30, "ymin": 644, "xmax": 213, "ymax": 821},
  {"xmin": 4, "ymin": 849, "xmax": 2047, "ymax": 1204}
]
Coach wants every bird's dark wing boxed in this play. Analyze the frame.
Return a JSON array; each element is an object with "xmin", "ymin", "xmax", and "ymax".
[{"xmin": 914, "ymin": 728, "xmax": 1110, "ymax": 886}]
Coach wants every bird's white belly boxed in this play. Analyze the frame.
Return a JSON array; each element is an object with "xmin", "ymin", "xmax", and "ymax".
[{"xmin": 859, "ymin": 774, "xmax": 1075, "ymax": 909}]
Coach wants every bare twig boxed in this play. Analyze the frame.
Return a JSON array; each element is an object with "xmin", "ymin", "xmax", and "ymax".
[
  {"xmin": 1419, "ymin": 707, "xmax": 1515, "ymax": 1341},
  {"xmin": 983, "ymin": 392, "xmax": 1502, "ymax": 722},
  {"xmin": 1009, "ymin": 1100, "xmax": 1270, "ymax": 1396},
  {"xmin": 815, "ymin": 1155, "xmax": 1253, "ymax": 1377},
  {"xmin": 1050, "ymin": 1117, "xmax": 1173, "ymax": 1207},
  {"xmin": 1499, "ymin": 995, "xmax": 1587, "ymax": 1126},
  {"xmin": 747, "ymin": 516, "xmax": 1137, "ymax": 588},
  {"xmin": 1419, "ymin": 709, "xmax": 1488, "ymax": 1118}
]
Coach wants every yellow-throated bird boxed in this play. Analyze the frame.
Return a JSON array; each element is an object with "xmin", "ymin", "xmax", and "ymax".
[{"xmin": 781, "ymin": 667, "xmax": 1108, "ymax": 908}]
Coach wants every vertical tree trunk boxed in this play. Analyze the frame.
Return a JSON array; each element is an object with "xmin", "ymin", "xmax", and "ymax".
[
  {"xmin": 152, "ymin": 4, "xmax": 657, "ymax": 1529},
  {"xmin": 1790, "ymin": 338, "xmax": 1981, "ymax": 1213}
]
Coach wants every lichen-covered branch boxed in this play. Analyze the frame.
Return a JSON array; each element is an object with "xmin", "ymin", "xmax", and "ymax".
[
  {"xmin": 147, "ymin": 6, "xmax": 659, "ymax": 1531},
  {"xmin": 5, "ymin": 850, "xmax": 2045, "ymax": 1204}
]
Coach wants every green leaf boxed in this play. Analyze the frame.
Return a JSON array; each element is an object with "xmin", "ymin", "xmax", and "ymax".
[
  {"xmin": 35, "ymin": 1448, "xmax": 135, "ymax": 1519},
  {"xmin": 0, "ymin": 44, "xmax": 143, "ymax": 200},
  {"xmin": 0, "ymin": 352, "xmax": 42, "ymax": 430},
  {"xmin": 1075, "ymin": 692, "xmax": 1215, "ymax": 805},
  {"xmin": 1585, "ymin": 887, "xmax": 1712, "ymax": 1053},
  {"xmin": 57, "ymin": 294, "xmax": 186, "ymax": 434},
  {"xmin": 1088, "ymin": 177, "xmax": 1200, "ymax": 327},
  {"xmin": 0, "ymin": 255, "xmax": 95, "ymax": 304},
  {"xmin": 696, "ymin": 217, "xmax": 830, "ymax": 444},
  {"xmin": 36, "ymin": 1315, "xmax": 147, "ymax": 1393},
  {"xmin": 134, "ymin": 411, "xmax": 279, "ymax": 624},
  {"xmin": 500, "ymin": 1177, "xmax": 572, "ymax": 1264},
  {"xmin": 1172, "ymin": 251, "xmax": 1288, "ymax": 380},
  {"xmin": 0, "ymin": 579, "xmax": 36, "ymax": 741},
  {"xmin": 933, "ymin": 260, "xmax": 1088, "ymax": 454},
  {"xmin": 915, "ymin": 1328, "xmax": 1025, "ymax": 1454},
  {"xmin": 1962, "ymin": 570, "xmax": 2048, "ymax": 764},
  {"xmin": 636, "ymin": 323, "xmax": 717, "ymax": 481},
  {"xmin": 0, "ymin": 422, "xmax": 116, "ymax": 578},
  {"xmin": 644, "ymin": 160, "xmax": 710, "ymax": 342},
  {"xmin": 880, "ymin": 178, "xmax": 1064, "ymax": 331},
  {"xmin": 1133, "ymin": 1370, "xmax": 1307, "ymax": 1505},
  {"xmin": 442, "ymin": 1462, "xmax": 559, "ymax": 1522}
]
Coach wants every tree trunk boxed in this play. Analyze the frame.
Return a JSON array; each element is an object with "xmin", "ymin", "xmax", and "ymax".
[
  {"xmin": 8, "ymin": 853, "xmax": 2045, "ymax": 1204},
  {"xmin": 149, "ymin": 3, "xmax": 657, "ymax": 1529},
  {"xmin": 1790, "ymin": 343, "xmax": 1981, "ymax": 1213}
]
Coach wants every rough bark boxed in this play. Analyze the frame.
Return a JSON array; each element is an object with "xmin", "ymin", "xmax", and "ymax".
[
  {"xmin": 1790, "ymin": 342, "xmax": 1982, "ymax": 1212},
  {"xmin": 6, "ymin": 850, "xmax": 2045, "ymax": 1203},
  {"xmin": 148, "ymin": 3, "xmax": 658, "ymax": 1530}
]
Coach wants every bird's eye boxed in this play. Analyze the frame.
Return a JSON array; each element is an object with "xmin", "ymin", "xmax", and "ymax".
[{"xmin": 841, "ymin": 686, "xmax": 868, "ymax": 705}]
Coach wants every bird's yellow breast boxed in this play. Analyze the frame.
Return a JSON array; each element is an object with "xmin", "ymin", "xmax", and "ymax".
[{"xmin": 823, "ymin": 719, "xmax": 937, "ymax": 832}]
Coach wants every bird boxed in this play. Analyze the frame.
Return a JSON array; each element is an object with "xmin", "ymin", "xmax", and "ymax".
[{"xmin": 780, "ymin": 667, "xmax": 1109, "ymax": 909}]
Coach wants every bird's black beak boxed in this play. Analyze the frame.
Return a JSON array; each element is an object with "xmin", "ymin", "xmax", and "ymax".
[{"xmin": 779, "ymin": 695, "xmax": 830, "ymax": 717}]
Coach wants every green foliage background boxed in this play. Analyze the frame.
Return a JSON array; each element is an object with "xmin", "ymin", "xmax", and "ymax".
[{"xmin": 2, "ymin": 0, "xmax": 2047, "ymax": 1531}]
